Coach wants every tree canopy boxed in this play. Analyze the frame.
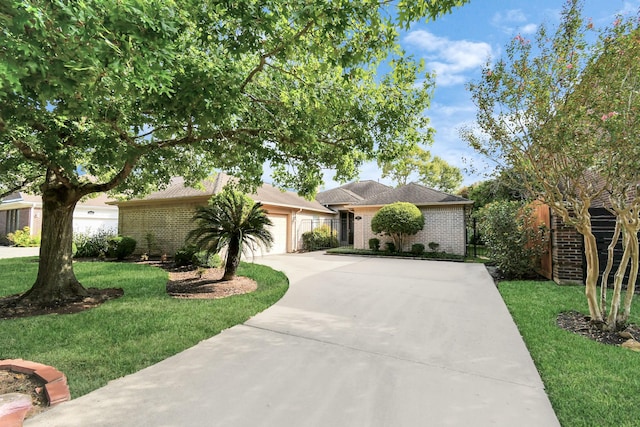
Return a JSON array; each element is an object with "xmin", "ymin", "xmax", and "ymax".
[
  {"xmin": 378, "ymin": 145, "xmax": 463, "ymax": 192},
  {"xmin": 0, "ymin": 0, "xmax": 469, "ymax": 305}
]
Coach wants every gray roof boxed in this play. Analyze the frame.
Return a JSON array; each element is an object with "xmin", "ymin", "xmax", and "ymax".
[
  {"xmin": 316, "ymin": 180, "xmax": 392, "ymax": 205},
  {"xmin": 353, "ymin": 182, "xmax": 472, "ymax": 206},
  {"xmin": 116, "ymin": 174, "xmax": 333, "ymax": 214}
]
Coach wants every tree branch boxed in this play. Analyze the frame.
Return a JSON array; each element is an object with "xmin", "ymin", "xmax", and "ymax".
[{"xmin": 239, "ymin": 20, "xmax": 315, "ymax": 92}]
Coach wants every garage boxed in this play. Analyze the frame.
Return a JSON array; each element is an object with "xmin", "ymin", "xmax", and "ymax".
[{"xmin": 263, "ymin": 214, "xmax": 289, "ymax": 255}]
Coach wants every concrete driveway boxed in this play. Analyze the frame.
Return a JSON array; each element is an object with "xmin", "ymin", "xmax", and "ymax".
[
  {"xmin": 26, "ymin": 253, "xmax": 559, "ymax": 427},
  {"xmin": 0, "ymin": 246, "xmax": 39, "ymax": 259}
]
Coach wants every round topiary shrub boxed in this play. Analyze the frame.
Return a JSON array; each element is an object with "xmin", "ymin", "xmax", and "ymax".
[
  {"xmin": 371, "ymin": 202, "xmax": 425, "ymax": 252},
  {"xmin": 108, "ymin": 236, "xmax": 137, "ymax": 260}
]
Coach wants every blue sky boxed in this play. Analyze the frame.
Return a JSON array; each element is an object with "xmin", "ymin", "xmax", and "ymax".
[{"xmin": 316, "ymin": 0, "xmax": 640, "ymax": 191}]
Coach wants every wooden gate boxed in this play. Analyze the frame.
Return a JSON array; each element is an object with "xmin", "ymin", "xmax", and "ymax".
[{"xmin": 531, "ymin": 201, "xmax": 553, "ymax": 280}]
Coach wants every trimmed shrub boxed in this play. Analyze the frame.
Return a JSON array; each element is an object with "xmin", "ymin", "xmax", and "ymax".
[
  {"xmin": 428, "ymin": 242, "xmax": 440, "ymax": 252},
  {"xmin": 411, "ymin": 243, "xmax": 425, "ymax": 255},
  {"xmin": 371, "ymin": 202, "xmax": 424, "ymax": 252},
  {"xmin": 174, "ymin": 245, "xmax": 199, "ymax": 267},
  {"xmin": 6, "ymin": 227, "xmax": 40, "ymax": 247},
  {"xmin": 302, "ymin": 224, "xmax": 339, "ymax": 251},
  {"xmin": 368, "ymin": 238, "xmax": 380, "ymax": 251},
  {"xmin": 107, "ymin": 236, "xmax": 137, "ymax": 260},
  {"xmin": 385, "ymin": 241, "xmax": 396, "ymax": 253},
  {"xmin": 174, "ymin": 245, "xmax": 222, "ymax": 268}
]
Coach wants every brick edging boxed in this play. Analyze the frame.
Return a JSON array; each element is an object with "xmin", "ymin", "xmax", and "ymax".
[{"xmin": 0, "ymin": 359, "xmax": 70, "ymax": 406}]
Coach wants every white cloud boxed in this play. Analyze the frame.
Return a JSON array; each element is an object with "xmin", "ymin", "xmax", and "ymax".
[
  {"xmin": 403, "ymin": 31, "xmax": 493, "ymax": 87},
  {"xmin": 491, "ymin": 9, "xmax": 538, "ymax": 35}
]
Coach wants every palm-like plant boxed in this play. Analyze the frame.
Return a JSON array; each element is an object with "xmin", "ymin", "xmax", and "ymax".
[{"xmin": 187, "ymin": 188, "xmax": 274, "ymax": 280}]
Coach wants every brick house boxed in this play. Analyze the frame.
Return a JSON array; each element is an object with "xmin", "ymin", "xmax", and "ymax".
[
  {"xmin": 331, "ymin": 182, "xmax": 473, "ymax": 255},
  {"xmin": 110, "ymin": 174, "xmax": 334, "ymax": 256},
  {"xmin": 0, "ymin": 192, "xmax": 118, "ymax": 239}
]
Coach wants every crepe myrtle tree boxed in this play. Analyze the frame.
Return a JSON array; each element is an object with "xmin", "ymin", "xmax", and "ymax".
[
  {"xmin": 462, "ymin": 0, "xmax": 640, "ymax": 330},
  {"xmin": 0, "ymin": 0, "xmax": 469, "ymax": 306},
  {"xmin": 371, "ymin": 202, "xmax": 425, "ymax": 252}
]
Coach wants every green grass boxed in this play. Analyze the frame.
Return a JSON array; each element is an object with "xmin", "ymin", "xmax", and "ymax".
[
  {"xmin": 0, "ymin": 258, "xmax": 288, "ymax": 398},
  {"xmin": 499, "ymin": 280, "xmax": 640, "ymax": 427},
  {"xmin": 325, "ymin": 247, "xmax": 465, "ymax": 260}
]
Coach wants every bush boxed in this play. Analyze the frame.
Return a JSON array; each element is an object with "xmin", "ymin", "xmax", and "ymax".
[
  {"xmin": 371, "ymin": 202, "xmax": 424, "ymax": 252},
  {"xmin": 107, "ymin": 236, "xmax": 137, "ymax": 260},
  {"xmin": 302, "ymin": 224, "xmax": 339, "ymax": 251},
  {"xmin": 195, "ymin": 251, "xmax": 221, "ymax": 268},
  {"xmin": 385, "ymin": 241, "xmax": 395, "ymax": 253},
  {"xmin": 174, "ymin": 245, "xmax": 222, "ymax": 268},
  {"xmin": 6, "ymin": 227, "xmax": 40, "ymax": 247},
  {"xmin": 74, "ymin": 228, "xmax": 116, "ymax": 258},
  {"xmin": 174, "ymin": 245, "xmax": 199, "ymax": 267},
  {"xmin": 368, "ymin": 238, "xmax": 380, "ymax": 251},
  {"xmin": 428, "ymin": 242, "xmax": 440, "ymax": 252},
  {"xmin": 476, "ymin": 201, "xmax": 547, "ymax": 279},
  {"xmin": 411, "ymin": 243, "xmax": 425, "ymax": 255}
]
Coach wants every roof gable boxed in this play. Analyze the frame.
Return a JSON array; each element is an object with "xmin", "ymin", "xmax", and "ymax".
[
  {"xmin": 115, "ymin": 174, "xmax": 333, "ymax": 214},
  {"xmin": 316, "ymin": 180, "xmax": 392, "ymax": 205},
  {"xmin": 353, "ymin": 182, "xmax": 472, "ymax": 206}
]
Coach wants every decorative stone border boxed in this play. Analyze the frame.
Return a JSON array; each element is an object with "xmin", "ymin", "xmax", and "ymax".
[{"xmin": 0, "ymin": 359, "xmax": 70, "ymax": 406}]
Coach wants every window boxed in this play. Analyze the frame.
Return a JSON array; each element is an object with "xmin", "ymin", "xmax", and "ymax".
[{"xmin": 6, "ymin": 209, "xmax": 19, "ymax": 234}]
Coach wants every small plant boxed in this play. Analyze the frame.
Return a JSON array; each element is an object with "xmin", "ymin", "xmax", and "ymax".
[
  {"xmin": 411, "ymin": 243, "xmax": 425, "ymax": 255},
  {"xmin": 107, "ymin": 236, "xmax": 137, "ymax": 260},
  {"xmin": 195, "ymin": 266, "xmax": 206, "ymax": 279},
  {"xmin": 6, "ymin": 227, "xmax": 40, "ymax": 247},
  {"xmin": 195, "ymin": 251, "xmax": 221, "ymax": 268},
  {"xmin": 428, "ymin": 242, "xmax": 440, "ymax": 252},
  {"xmin": 74, "ymin": 228, "xmax": 116, "ymax": 258},
  {"xmin": 385, "ymin": 241, "xmax": 396, "ymax": 253},
  {"xmin": 368, "ymin": 238, "xmax": 380, "ymax": 251},
  {"xmin": 144, "ymin": 232, "xmax": 158, "ymax": 256}
]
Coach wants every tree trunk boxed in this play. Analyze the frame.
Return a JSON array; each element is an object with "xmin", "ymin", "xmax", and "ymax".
[
  {"xmin": 222, "ymin": 236, "xmax": 241, "ymax": 281},
  {"xmin": 621, "ymin": 222, "xmax": 639, "ymax": 324},
  {"xmin": 20, "ymin": 184, "xmax": 87, "ymax": 306},
  {"xmin": 599, "ymin": 217, "xmax": 621, "ymax": 315},
  {"xmin": 582, "ymin": 229, "xmax": 604, "ymax": 324}
]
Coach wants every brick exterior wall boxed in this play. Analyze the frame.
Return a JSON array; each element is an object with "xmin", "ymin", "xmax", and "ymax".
[
  {"xmin": 353, "ymin": 205, "xmax": 467, "ymax": 255},
  {"xmin": 551, "ymin": 214, "xmax": 584, "ymax": 284},
  {"xmin": 118, "ymin": 201, "xmax": 204, "ymax": 255}
]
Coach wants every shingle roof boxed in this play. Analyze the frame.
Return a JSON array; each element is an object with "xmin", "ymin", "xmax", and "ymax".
[
  {"xmin": 352, "ymin": 182, "xmax": 472, "ymax": 206},
  {"xmin": 1, "ymin": 191, "xmax": 116, "ymax": 208},
  {"xmin": 316, "ymin": 180, "xmax": 392, "ymax": 205},
  {"xmin": 116, "ymin": 174, "xmax": 333, "ymax": 213}
]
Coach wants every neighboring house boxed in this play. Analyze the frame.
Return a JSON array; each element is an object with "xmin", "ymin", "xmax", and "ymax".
[
  {"xmin": 111, "ymin": 174, "xmax": 335, "ymax": 256},
  {"xmin": 316, "ymin": 181, "xmax": 392, "ymax": 245},
  {"xmin": 347, "ymin": 182, "xmax": 473, "ymax": 255},
  {"xmin": 0, "ymin": 192, "xmax": 118, "ymax": 239}
]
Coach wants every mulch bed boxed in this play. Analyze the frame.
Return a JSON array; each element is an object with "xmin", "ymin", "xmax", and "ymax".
[{"xmin": 556, "ymin": 310, "xmax": 640, "ymax": 345}]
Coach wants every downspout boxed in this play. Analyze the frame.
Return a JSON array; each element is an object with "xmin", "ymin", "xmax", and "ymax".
[{"xmin": 293, "ymin": 208, "xmax": 302, "ymax": 252}]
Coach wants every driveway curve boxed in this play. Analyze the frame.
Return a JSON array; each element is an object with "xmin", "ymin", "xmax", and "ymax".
[{"xmin": 27, "ymin": 253, "xmax": 559, "ymax": 427}]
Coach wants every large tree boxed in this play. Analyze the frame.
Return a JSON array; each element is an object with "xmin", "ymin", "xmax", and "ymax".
[
  {"xmin": 1, "ymin": 0, "xmax": 468, "ymax": 306},
  {"xmin": 462, "ymin": 0, "xmax": 640, "ymax": 330},
  {"xmin": 378, "ymin": 145, "xmax": 463, "ymax": 192}
]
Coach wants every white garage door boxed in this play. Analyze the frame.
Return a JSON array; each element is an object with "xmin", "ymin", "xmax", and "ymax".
[{"xmin": 248, "ymin": 214, "xmax": 288, "ymax": 258}]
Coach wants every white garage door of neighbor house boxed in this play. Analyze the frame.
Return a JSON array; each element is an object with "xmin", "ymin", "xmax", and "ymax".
[{"xmin": 251, "ymin": 214, "xmax": 288, "ymax": 257}]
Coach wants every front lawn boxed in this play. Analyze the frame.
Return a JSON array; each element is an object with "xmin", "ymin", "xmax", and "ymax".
[
  {"xmin": 499, "ymin": 280, "xmax": 640, "ymax": 427},
  {"xmin": 0, "ymin": 258, "xmax": 288, "ymax": 397}
]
